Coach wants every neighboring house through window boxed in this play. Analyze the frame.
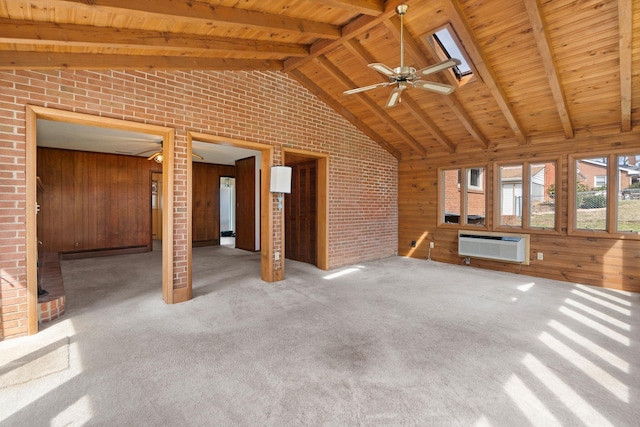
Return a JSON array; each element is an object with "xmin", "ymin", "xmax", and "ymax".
[{"xmin": 441, "ymin": 166, "xmax": 486, "ymax": 226}]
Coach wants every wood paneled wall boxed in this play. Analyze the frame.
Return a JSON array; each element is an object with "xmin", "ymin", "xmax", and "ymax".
[
  {"xmin": 37, "ymin": 147, "xmax": 161, "ymax": 254},
  {"xmin": 398, "ymin": 131, "xmax": 640, "ymax": 293},
  {"xmin": 38, "ymin": 149, "xmax": 236, "ymax": 252},
  {"xmin": 192, "ymin": 162, "xmax": 235, "ymax": 246}
]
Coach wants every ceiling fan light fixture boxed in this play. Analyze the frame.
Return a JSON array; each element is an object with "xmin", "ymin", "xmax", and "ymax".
[
  {"xmin": 153, "ymin": 154, "xmax": 164, "ymax": 164},
  {"xmin": 386, "ymin": 87, "xmax": 403, "ymax": 108}
]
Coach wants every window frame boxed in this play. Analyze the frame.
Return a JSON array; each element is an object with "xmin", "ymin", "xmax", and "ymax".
[
  {"xmin": 438, "ymin": 164, "xmax": 489, "ymax": 229},
  {"xmin": 493, "ymin": 159, "xmax": 561, "ymax": 234},
  {"xmin": 569, "ymin": 152, "xmax": 640, "ymax": 239},
  {"xmin": 423, "ymin": 23, "xmax": 476, "ymax": 88}
]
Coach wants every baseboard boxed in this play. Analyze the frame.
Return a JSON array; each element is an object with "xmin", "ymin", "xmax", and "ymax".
[
  {"xmin": 61, "ymin": 245, "xmax": 150, "ymax": 260},
  {"xmin": 192, "ymin": 239, "xmax": 220, "ymax": 247}
]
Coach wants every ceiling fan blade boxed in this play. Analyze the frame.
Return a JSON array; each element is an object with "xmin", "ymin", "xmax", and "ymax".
[
  {"xmin": 415, "ymin": 58, "xmax": 461, "ymax": 76},
  {"xmin": 192, "ymin": 152, "xmax": 204, "ymax": 160},
  {"xmin": 385, "ymin": 86, "xmax": 404, "ymax": 108},
  {"xmin": 344, "ymin": 81, "xmax": 391, "ymax": 95},
  {"xmin": 413, "ymin": 80, "xmax": 456, "ymax": 95},
  {"xmin": 133, "ymin": 148, "xmax": 158, "ymax": 156},
  {"xmin": 368, "ymin": 63, "xmax": 397, "ymax": 77}
]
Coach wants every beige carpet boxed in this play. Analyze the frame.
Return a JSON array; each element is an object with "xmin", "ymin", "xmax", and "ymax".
[
  {"xmin": 1, "ymin": 246, "xmax": 639, "ymax": 426},
  {"xmin": 0, "ymin": 336, "xmax": 69, "ymax": 389}
]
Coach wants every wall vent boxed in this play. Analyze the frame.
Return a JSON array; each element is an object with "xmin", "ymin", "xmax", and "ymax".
[{"xmin": 458, "ymin": 230, "xmax": 529, "ymax": 264}]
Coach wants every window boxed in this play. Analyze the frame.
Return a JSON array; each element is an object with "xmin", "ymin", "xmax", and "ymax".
[
  {"xmin": 443, "ymin": 169, "xmax": 461, "ymax": 224},
  {"xmin": 469, "ymin": 168, "xmax": 483, "ymax": 190},
  {"xmin": 529, "ymin": 162, "xmax": 556, "ymax": 229},
  {"xmin": 496, "ymin": 161, "xmax": 557, "ymax": 230},
  {"xmin": 498, "ymin": 165, "xmax": 523, "ymax": 227},
  {"xmin": 440, "ymin": 166, "xmax": 486, "ymax": 226},
  {"xmin": 574, "ymin": 157, "xmax": 607, "ymax": 231},
  {"xmin": 466, "ymin": 168, "xmax": 486, "ymax": 225},
  {"xmin": 425, "ymin": 24, "xmax": 474, "ymax": 87},
  {"xmin": 572, "ymin": 153, "xmax": 640, "ymax": 236},
  {"xmin": 594, "ymin": 175, "xmax": 607, "ymax": 188},
  {"xmin": 617, "ymin": 153, "xmax": 640, "ymax": 233}
]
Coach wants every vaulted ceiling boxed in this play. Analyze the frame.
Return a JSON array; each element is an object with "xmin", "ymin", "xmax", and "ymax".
[{"xmin": 0, "ymin": 0, "xmax": 636, "ymax": 159}]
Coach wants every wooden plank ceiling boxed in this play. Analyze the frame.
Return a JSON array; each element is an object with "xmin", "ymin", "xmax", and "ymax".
[{"xmin": 0, "ymin": 0, "xmax": 636, "ymax": 158}]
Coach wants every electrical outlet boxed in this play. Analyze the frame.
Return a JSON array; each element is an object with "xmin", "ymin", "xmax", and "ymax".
[
  {"xmin": 537, "ymin": 252, "xmax": 543, "ymax": 261},
  {"xmin": 411, "ymin": 240, "xmax": 416, "ymax": 247},
  {"xmin": 274, "ymin": 251, "xmax": 280, "ymax": 260},
  {"xmin": 429, "ymin": 241, "xmax": 435, "ymax": 249}
]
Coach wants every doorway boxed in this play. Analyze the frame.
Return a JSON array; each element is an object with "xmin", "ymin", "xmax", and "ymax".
[
  {"xmin": 219, "ymin": 177, "xmax": 236, "ymax": 248},
  {"xmin": 187, "ymin": 132, "xmax": 275, "ymax": 285},
  {"xmin": 26, "ymin": 106, "xmax": 176, "ymax": 334},
  {"xmin": 285, "ymin": 159, "xmax": 318, "ymax": 265},
  {"xmin": 283, "ymin": 148, "xmax": 329, "ymax": 271}
]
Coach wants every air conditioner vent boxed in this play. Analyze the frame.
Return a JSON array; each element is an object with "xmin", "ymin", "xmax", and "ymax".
[{"xmin": 458, "ymin": 231, "xmax": 529, "ymax": 264}]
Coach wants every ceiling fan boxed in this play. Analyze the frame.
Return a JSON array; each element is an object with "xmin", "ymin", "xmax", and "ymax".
[
  {"xmin": 344, "ymin": 4, "xmax": 461, "ymax": 108},
  {"xmin": 135, "ymin": 143, "xmax": 203, "ymax": 163}
]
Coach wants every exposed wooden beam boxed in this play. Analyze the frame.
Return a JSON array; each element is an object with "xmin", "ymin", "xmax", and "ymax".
[
  {"xmin": 0, "ymin": 18, "xmax": 309, "ymax": 59},
  {"xmin": 619, "ymin": 0, "xmax": 633, "ymax": 132},
  {"xmin": 523, "ymin": 0, "xmax": 574, "ymax": 139},
  {"xmin": 381, "ymin": 18, "xmax": 489, "ymax": 150},
  {"xmin": 0, "ymin": 52, "xmax": 282, "ymax": 71},
  {"xmin": 315, "ymin": 55, "xmax": 427, "ymax": 156},
  {"xmin": 308, "ymin": 0, "xmax": 384, "ymax": 16},
  {"xmin": 288, "ymin": 70, "xmax": 401, "ymax": 160},
  {"xmin": 443, "ymin": 0, "xmax": 528, "ymax": 145},
  {"xmin": 343, "ymin": 39, "xmax": 456, "ymax": 153},
  {"xmin": 29, "ymin": 0, "xmax": 341, "ymax": 40},
  {"xmin": 283, "ymin": 0, "xmax": 407, "ymax": 72}
]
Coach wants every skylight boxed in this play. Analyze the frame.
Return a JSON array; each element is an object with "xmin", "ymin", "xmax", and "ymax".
[
  {"xmin": 425, "ymin": 24, "xmax": 474, "ymax": 86},
  {"xmin": 433, "ymin": 28, "xmax": 472, "ymax": 77}
]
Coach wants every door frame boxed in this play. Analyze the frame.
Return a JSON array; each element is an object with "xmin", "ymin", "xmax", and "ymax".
[
  {"xmin": 283, "ymin": 148, "xmax": 329, "ymax": 270},
  {"xmin": 187, "ymin": 132, "xmax": 275, "ymax": 290},
  {"xmin": 25, "ymin": 105, "xmax": 176, "ymax": 334}
]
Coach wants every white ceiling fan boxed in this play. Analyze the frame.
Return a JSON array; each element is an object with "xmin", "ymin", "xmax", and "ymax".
[
  {"xmin": 135, "ymin": 142, "xmax": 203, "ymax": 163},
  {"xmin": 344, "ymin": 4, "xmax": 460, "ymax": 108}
]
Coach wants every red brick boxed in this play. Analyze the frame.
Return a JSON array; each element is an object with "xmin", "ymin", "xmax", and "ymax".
[{"xmin": 0, "ymin": 69, "xmax": 398, "ymax": 338}]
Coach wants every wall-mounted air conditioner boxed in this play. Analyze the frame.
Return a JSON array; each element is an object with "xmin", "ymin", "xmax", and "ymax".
[{"xmin": 458, "ymin": 230, "xmax": 529, "ymax": 264}]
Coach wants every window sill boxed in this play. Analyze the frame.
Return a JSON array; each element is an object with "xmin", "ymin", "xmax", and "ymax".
[
  {"xmin": 569, "ymin": 229, "xmax": 640, "ymax": 240},
  {"xmin": 494, "ymin": 225, "xmax": 561, "ymax": 236}
]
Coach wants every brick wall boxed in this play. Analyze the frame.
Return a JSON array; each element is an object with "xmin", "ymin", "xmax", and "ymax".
[{"xmin": 0, "ymin": 70, "xmax": 398, "ymax": 340}]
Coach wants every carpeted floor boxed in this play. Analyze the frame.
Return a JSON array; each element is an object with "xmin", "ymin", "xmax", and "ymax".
[{"xmin": 1, "ymin": 246, "xmax": 639, "ymax": 426}]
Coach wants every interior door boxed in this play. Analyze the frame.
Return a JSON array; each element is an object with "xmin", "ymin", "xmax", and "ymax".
[
  {"xmin": 285, "ymin": 160, "xmax": 317, "ymax": 265},
  {"xmin": 234, "ymin": 156, "xmax": 256, "ymax": 251}
]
